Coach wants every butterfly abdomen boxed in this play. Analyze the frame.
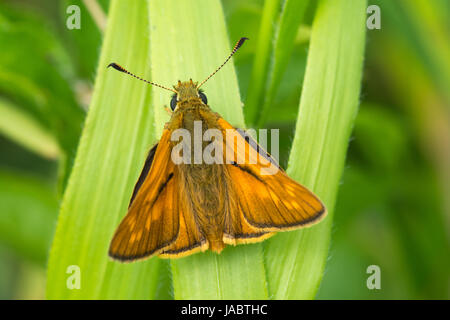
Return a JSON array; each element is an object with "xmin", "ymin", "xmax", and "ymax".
[{"xmin": 180, "ymin": 162, "xmax": 228, "ymax": 252}]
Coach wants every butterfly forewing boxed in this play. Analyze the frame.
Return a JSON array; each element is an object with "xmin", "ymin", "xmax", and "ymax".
[
  {"xmin": 109, "ymin": 128, "xmax": 209, "ymax": 261},
  {"xmin": 109, "ymin": 130, "xmax": 179, "ymax": 261},
  {"xmin": 218, "ymin": 118, "xmax": 326, "ymax": 232}
]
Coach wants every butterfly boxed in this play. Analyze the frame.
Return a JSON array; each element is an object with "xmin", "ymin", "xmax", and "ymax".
[{"xmin": 108, "ymin": 37, "xmax": 326, "ymax": 262}]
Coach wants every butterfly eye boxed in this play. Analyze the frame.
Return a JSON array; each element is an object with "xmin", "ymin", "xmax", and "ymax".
[
  {"xmin": 199, "ymin": 91, "xmax": 207, "ymax": 104},
  {"xmin": 170, "ymin": 94, "xmax": 178, "ymax": 111}
]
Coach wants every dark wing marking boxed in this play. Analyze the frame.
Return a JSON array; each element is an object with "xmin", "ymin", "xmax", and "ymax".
[
  {"xmin": 236, "ymin": 128, "xmax": 281, "ymax": 170},
  {"xmin": 129, "ymin": 143, "xmax": 158, "ymax": 208}
]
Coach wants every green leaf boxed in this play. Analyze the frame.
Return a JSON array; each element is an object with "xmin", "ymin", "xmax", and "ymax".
[
  {"xmin": 245, "ymin": 0, "xmax": 282, "ymax": 125},
  {"xmin": 0, "ymin": 3, "xmax": 85, "ymax": 191},
  {"xmin": 148, "ymin": 0, "xmax": 267, "ymax": 300},
  {"xmin": 47, "ymin": 0, "xmax": 162, "ymax": 299},
  {"xmin": 0, "ymin": 98, "xmax": 60, "ymax": 159},
  {"xmin": 257, "ymin": 0, "xmax": 311, "ymax": 126},
  {"xmin": 264, "ymin": 0, "xmax": 367, "ymax": 299},
  {"xmin": 60, "ymin": 0, "xmax": 109, "ymax": 80},
  {"xmin": 0, "ymin": 169, "xmax": 58, "ymax": 265},
  {"xmin": 375, "ymin": 0, "xmax": 450, "ymax": 106}
]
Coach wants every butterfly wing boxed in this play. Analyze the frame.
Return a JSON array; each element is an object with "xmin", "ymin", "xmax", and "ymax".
[
  {"xmin": 218, "ymin": 118, "xmax": 326, "ymax": 236},
  {"xmin": 158, "ymin": 185, "xmax": 208, "ymax": 258},
  {"xmin": 109, "ymin": 129, "xmax": 179, "ymax": 261},
  {"xmin": 223, "ymin": 191, "xmax": 275, "ymax": 245}
]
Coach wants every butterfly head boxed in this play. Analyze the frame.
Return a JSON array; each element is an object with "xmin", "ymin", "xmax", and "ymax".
[{"xmin": 170, "ymin": 79, "xmax": 207, "ymax": 111}]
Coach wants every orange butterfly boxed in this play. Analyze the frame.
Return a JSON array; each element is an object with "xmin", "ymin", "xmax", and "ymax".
[{"xmin": 108, "ymin": 38, "xmax": 326, "ymax": 262}]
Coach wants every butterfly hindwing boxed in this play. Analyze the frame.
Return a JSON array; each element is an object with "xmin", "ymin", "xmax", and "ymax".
[
  {"xmin": 158, "ymin": 189, "xmax": 208, "ymax": 258},
  {"xmin": 223, "ymin": 191, "xmax": 274, "ymax": 245}
]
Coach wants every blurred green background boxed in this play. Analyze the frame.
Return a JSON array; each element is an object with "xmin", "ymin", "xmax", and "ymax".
[{"xmin": 0, "ymin": 0, "xmax": 448, "ymax": 299}]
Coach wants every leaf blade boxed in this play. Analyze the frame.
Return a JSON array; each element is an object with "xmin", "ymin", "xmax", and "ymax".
[
  {"xmin": 46, "ymin": 0, "xmax": 163, "ymax": 299},
  {"xmin": 264, "ymin": 0, "xmax": 367, "ymax": 299},
  {"xmin": 148, "ymin": 0, "xmax": 268, "ymax": 300}
]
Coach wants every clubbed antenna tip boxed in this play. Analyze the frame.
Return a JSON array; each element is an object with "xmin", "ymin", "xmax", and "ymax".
[
  {"xmin": 197, "ymin": 37, "xmax": 249, "ymax": 89},
  {"xmin": 107, "ymin": 62, "xmax": 126, "ymax": 72},
  {"xmin": 235, "ymin": 37, "xmax": 249, "ymax": 51},
  {"xmin": 107, "ymin": 62, "xmax": 177, "ymax": 93}
]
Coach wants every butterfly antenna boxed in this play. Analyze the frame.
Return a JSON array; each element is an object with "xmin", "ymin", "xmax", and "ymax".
[
  {"xmin": 197, "ymin": 37, "xmax": 249, "ymax": 89},
  {"xmin": 107, "ymin": 63, "xmax": 177, "ymax": 93}
]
